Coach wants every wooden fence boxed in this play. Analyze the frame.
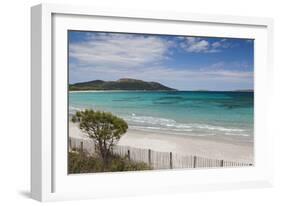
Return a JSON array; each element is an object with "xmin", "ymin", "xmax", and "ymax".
[{"xmin": 69, "ymin": 137, "xmax": 253, "ymax": 169}]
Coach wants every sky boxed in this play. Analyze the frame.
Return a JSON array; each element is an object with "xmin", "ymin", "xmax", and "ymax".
[{"xmin": 68, "ymin": 31, "xmax": 254, "ymax": 91}]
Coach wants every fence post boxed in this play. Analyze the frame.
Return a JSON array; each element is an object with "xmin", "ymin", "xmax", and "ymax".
[
  {"xmin": 69, "ymin": 138, "xmax": 72, "ymax": 150},
  {"xmin": 169, "ymin": 152, "xmax": 173, "ymax": 169},
  {"xmin": 148, "ymin": 149, "xmax": 151, "ymax": 167},
  {"xmin": 220, "ymin": 160, "xmax": 224, "ymax": 167},
  {"xmin": 80, "ymin": 141, "xmax": 83, "ymax": 153},
  {"xmin": 193, "ymin": 156, "xmax": 197, "ymax": 168},
  {"xmin": 127, "ymin": 149, "xmax": 130, "ymax": 161}
]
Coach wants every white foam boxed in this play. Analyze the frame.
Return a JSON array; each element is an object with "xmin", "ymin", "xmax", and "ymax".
[
  {"xmin": 225, "ymin": 132, "xmax": 250, "ymax": 137},
  {"xmin": 69, "ymin": 106, "xmax": 83, "ymax": 112},
  {"xmin": 68, "ymin": 109, "xmax": 251, "ymax": 138},
  {"xmin": 190, "ymin": 124, "xmax": 245, "ymax": 132},
  {"xmin": 124, "ymin": 115, "xmax": 176, "ymax": 126},
  {"xmin": 123, "ymin": 114, "xmax": 249, "ymax": 137}
]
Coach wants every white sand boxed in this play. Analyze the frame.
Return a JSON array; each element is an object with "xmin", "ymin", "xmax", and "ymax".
[
  {"xmin": 69, "ymin": 122, "xmax": 88, "ymax": 139},
  {"xmin": 69, "ymin": 122, "xmax": 253, "ymax": 163}
]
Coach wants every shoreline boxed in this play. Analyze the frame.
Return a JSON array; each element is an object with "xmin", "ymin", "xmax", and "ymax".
[{"xmin": 69, "ymin": 122, "xmax": 253, "ymax": 163}]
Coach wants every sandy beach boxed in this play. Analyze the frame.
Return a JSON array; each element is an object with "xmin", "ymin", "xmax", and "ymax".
[{"xmin": 69, "ymin": 122, "xmax": 253, "ymax": 163}]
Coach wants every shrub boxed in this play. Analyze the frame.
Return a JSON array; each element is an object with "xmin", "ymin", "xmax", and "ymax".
[
  {"xmin": 72, "ymin": 109, "xmax": 128, "ymax": 164},
  {"xmin": 68, "ymin": 152, "xmax": 151, "ymax": 173}
]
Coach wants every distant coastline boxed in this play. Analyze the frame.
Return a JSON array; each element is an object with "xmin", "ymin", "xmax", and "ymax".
[
  {"xmin": 69, "ymin": 78, "xmax": 176, "ymax": 91},
  {"xmin": 69, "ymin": 78, "xmax": 253, "ymax": 92}
]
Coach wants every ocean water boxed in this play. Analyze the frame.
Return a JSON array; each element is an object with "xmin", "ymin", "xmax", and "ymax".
[{"xmin": 69, "ymin": 91, "xmax": 254, "ymax": 143}]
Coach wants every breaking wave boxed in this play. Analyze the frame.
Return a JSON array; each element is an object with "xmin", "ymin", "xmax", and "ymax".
[{"xmin": 123, "ymin": 114, "xmax": 250, "ymax": 137}]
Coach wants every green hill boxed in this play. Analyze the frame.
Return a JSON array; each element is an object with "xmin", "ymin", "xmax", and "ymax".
[{"xmin": 69, "ymin": 78, "xmax": 176, "ymax": 91}]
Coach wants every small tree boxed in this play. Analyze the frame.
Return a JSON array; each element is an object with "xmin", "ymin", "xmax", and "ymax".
[{"xmin": 72, "ymin": 109, "xmax": 128, "ymax": 164}]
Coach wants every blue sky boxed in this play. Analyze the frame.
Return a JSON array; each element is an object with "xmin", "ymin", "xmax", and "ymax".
[{"xmin": 69, "ymin": 31, "xmax": 254, "ymax": 91}]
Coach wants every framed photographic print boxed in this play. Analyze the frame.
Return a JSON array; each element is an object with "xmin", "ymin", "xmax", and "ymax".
[{"xmin": 31, "ymin": 3, "xmax": 274, "ymax": 201}]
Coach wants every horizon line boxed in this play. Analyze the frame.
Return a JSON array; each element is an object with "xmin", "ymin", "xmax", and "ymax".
[{"xmin": 69, "ymin": 89, "xmax": 254, "ymax": 92}]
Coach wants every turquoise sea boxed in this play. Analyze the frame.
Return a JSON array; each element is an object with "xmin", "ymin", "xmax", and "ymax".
[{"xmin": 69, "ymin": 91, "xmax": 254, "ymax": 143}]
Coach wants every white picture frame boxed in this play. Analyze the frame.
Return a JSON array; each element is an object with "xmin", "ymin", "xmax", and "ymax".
[{"xmin": 31, "ymin": 3, "xmax": 274, "ymax": 202}]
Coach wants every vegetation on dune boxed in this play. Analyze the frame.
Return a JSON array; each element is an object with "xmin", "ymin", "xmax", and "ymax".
[
  {"xmin": 68, "ymin": 151, "xmax": 151, "ymax": 173},
  {"xmin": 72, "ymin": 109, "xmax": 128, "ymax": 164},
  {"xmin": 70, "ymin": 109, "xmax": 151, "ymax": 173}
]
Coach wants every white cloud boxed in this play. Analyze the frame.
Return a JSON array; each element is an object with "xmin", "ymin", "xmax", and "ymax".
[
  {"xmin": 69, "ymin": 33, "xmax": 171, "ymax": 68},
  {"xmin": 120, "ymin": 65, "xmax": 253, "ymax": 90},
  {"xmin": 134, "ymin": 66, "xmax": 253, "ymax": 81},
  {"xmin": 212, "ymin": 41, "xmax": 221, "ymax": 48},
  {"xmin": 180, "ymin": 37, "xmax": 232, "ymax": 53}
]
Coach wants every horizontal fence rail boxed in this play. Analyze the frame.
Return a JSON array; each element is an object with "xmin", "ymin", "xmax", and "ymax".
[{"xmin": 69, "ymin": 137, "xmax": 253, "ymax": 169}]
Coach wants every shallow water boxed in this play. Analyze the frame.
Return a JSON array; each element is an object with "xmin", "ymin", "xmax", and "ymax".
[{"xmin": 69, "ymin": 91, "xmax": 254, "ymax": 143}]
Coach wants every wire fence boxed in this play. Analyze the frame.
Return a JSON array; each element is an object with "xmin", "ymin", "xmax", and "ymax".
[{"xmin": 69, "ymin": 137, "xmax": 253, "ymax": 169}]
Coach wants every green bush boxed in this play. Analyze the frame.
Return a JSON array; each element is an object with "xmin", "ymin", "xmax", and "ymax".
[
  {"xmin": 68, "ymin": 151, "xmax": 152, "ymax": 174},
  {"xmin": 71, "ymin": 109, "xmax": 128, "ymax": 164}
]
